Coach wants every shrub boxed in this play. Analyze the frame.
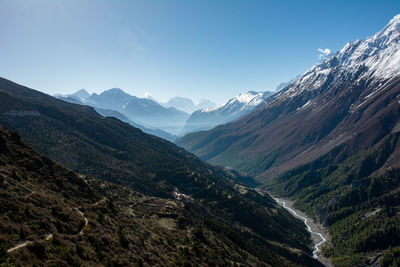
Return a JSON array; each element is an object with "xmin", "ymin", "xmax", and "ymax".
[{"xmin": 28, "ymin": 241, "xmax": 46, "ymax": 259}]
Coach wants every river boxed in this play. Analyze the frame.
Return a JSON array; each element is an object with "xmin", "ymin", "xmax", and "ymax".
[
  {"xmin": 269, "ymin": 194, "xmax": 333, "ymax": 266},
  {"xmin": 272, "ymin": 197, "xmax": 326, "ymax": 257}
]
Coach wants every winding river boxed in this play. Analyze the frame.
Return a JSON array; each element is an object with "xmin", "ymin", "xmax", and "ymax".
[{"xmin": 272, "ymin": 196, "xmax": 327, "ymax": 259}]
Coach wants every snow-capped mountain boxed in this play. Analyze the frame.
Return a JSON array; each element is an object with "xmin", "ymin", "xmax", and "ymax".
[
  {"xmin": 143, "ymin": 93, "xmax": 158, "ymax": 103},
  {"xmin": 71, "ymin": 88, "xmax": 90, "ymax": 100},
  {"xmin": 162, "ymin": 97, "xmax": 217, "ymax": 114},
  {"xmin": 277, "ymin": 14, "xmax": 400, "ymax": 102},
  {"xmin": 197, "ymin": 99, "xmax": 216, "ymax": 110},
  {"xmin": 182, "ymin": 90, "xmax": 273, "ymax": 134},
  {"xmin": 274, "ymin": 76, "xmax": 300, "ymax": 92},
  {"xmin": 56, "ymin": 88, "xmax": 188, "ymax": 136},
  {"xmin": 55, "ymin": 89, "xmax": 90, "ymax": 102},
  {"xmin": 163, "ymin": 97, "xmax": 197, "ymax": 114},
  {"xmin": 86, "ymin": 88, "xmax": 134, "ymax": 111},
  {"xmin": 177, "ymin": 14, "xmax": 400, "ymax": 180}
]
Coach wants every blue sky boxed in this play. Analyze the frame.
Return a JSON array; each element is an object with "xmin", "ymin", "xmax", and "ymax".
[{"xmin": 1, "ymin": 0, "xmax": 399, "ymax": 104}]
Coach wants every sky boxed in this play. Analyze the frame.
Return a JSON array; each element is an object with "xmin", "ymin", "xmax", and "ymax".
[{"xmin": 1, "ymin": 0, "xmax": 399, "ymax": 104}]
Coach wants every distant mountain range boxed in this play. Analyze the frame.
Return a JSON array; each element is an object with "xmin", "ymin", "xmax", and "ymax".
[
  {"xmin": 57, "ymin": 87, "xmax": 279, "ymax": 137},
  {"xmin": 181, "ymin": 79, "xmax": 298, "ymax": 134},
  {"xmin": 56, "ymin": 89, "xmax": 218, "ymax": 137},
  {"xmin": 182, "ymin": 90, "xmax": 275, "ymax": 134},
  {"xmin": 93, "ymin": 107, "xmax": 176, "ymax": 141},
  {"xmin": 56, "ymin": 88, "xmax": 187, "ymax": 137},
  {"xmin": 161, "ymin": 97, "xmax": 216, "ymax": 114},
  {"xmin": 176, "ymin": 14, "xmax": 400, "ymax": 265}
]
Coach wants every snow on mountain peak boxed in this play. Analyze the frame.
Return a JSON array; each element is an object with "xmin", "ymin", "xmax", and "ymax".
[
  {"xmin": 219, "ymin": 91, "xmax": 266, "ymax": 112},
  {"xmin": 388, "ymin": 14, "xmax": 400, "ymax": 27},
  {"xmin": 182, "ymin": 90, "xmax": 271, "ymax": 133},
  {"xmin": 199, "ymin": 91, "xmax": 265, "ymax": 113},
  {"xmin": 235, "ymin": 91, "xmax": 264, "ymax": 104},
  {"xmin": 332, "ymin": 14, "xmax": 400, "ymax": 74},
  {"xmin": 279, "ymin": 14, "xmax": 400, "ymax": 101}
]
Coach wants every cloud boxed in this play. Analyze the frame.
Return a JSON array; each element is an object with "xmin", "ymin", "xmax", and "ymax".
[{"xmin": 318, "ymin": 48, "xmax": 331, "ymax": 59}]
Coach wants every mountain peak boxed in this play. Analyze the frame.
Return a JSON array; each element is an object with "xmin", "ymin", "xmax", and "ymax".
[
  {"xmin": 74, "ymin": 88, "xmax": 89, "ymax": 94},
  {"xmin": 388, "ymin": 14, "xmax": 400, "ymax": 27},
  {"xmin": 196, "ymin": 99, "xmax": 216, "ymax": 111},
  {"xmin": 181, "ymin": 90, "xmax": 269, "ymax": 133},
  {"xmin": 103, "ymin": 88, "xmax": 125, "ymax": 94},
  {"xmin": 144, "ymin": 93, "xmax": 158, "ymax": 102},
  {"xmin": 376, "ymin": 13, "xmax": 400, "ymax": 37},
  {"xmin": 285, "ymin": 14, "xmax": 400, "ymax": 98},
  {"xmin": 72, "ymin": 88, "xmax": 90, "ymax": 99},
  {"xmin": 235, "ymin": 91, "xmax": 263, "ymax": 104},
  {"xmin": 100, "ymin": 88, "xmax": 134, "ymax": 98}
]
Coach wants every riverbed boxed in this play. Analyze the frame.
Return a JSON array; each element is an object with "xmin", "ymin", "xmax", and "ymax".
[{"xmin": 269, "ymin": 194, "xmax": 333, "ymax": 266}]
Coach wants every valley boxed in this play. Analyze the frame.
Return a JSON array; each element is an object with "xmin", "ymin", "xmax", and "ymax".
[
  {"xmin": 269, "ymin": 194, "xmax": 331, "ymax": 266},
  {"xmin": 271, "ymin": 196, "xmax": 327, "ymax": 259},
  {"xmin": 1, "ymin": 2, "xmax": 400, "ymax": 266},
  {"xmin": 176, "ymin": 14, "xmax": 400, "ymax": 267},
  {"xmin": 0, "ymin": 81, "xmax": 321, "ymax": 266}
]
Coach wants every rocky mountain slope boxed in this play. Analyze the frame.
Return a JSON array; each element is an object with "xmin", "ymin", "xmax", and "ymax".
[
  {"xmin": 0, "ymin": 78, "xmax": 322, "ymax": 266},
  {"xmin": 265, "ymin": 129, "xmax": 400, "ymax": 266},
  {"xmin": 177, "ymin": 14, "xmax": 400, "ymax": 180},
  {"xmin": 177, "ymin": 14, "xmax": 400, "ymax": 267}
]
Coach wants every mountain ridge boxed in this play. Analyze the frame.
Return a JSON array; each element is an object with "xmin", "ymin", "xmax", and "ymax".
[
  {"xmin": 182, "ymin": 90, "xmax": 274, "ymax": 134},
  {"xmin": 0, "ymin": 125, "xmax": 320, "ymax": 266},
  {"xmin": 0, "ymin": 77, "xmax": 322, "ymax": 265},
  {"xmin": 93, "ymin": 107, "xmax": 177, "ymax": 141},
  {"xmin": 176, "ymin": 13, "xmax": 400, "ymax": 266},
  {"xmin": 176, "ymin": 14, "xmax": 400, "ymax": 181},
  {"xmin": 56, "ymin": 87, "xmax": 189, "ymax": 135}
]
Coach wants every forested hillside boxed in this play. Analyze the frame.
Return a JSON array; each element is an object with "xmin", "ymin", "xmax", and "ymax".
[{"xmin": 0, "ymin": 79, "xmax": 321, "ymax": 266}]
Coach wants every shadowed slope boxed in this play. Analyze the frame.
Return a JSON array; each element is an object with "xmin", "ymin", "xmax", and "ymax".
[{"xmin": 0, "ymin": 78, "xmax": 322, "ymax": 266}]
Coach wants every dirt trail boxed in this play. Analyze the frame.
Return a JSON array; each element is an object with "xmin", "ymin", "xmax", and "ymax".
[
  {"xmin": 76, "ymin": 209, "xmax": 88, "ymax": 236},
  {"xmin": 7, "ymin": 241, "xmax": 32, "ymax": 253},
  {"xmin": 7, "ymin": 234, "xmax": 52, "ymax": 253}
]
